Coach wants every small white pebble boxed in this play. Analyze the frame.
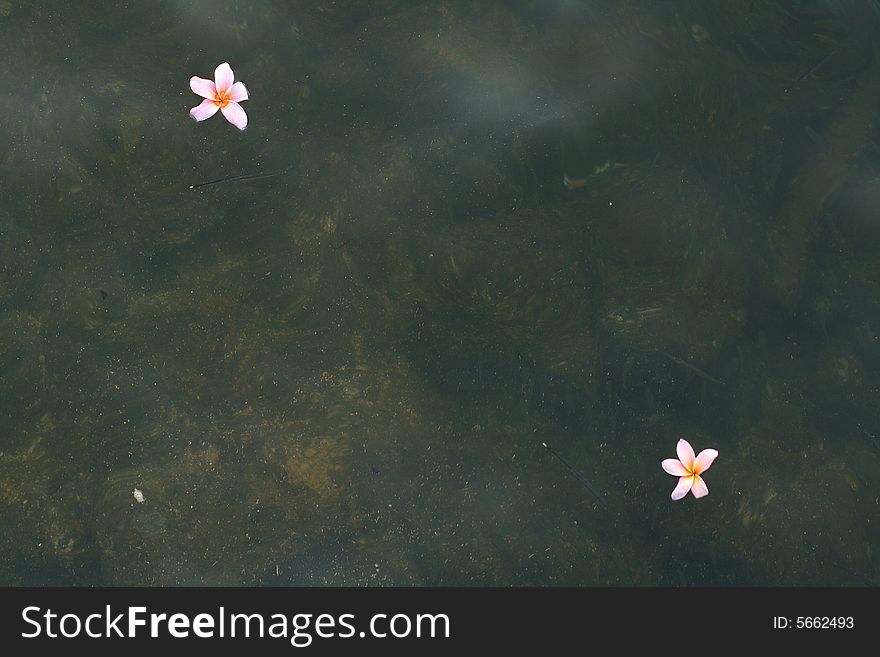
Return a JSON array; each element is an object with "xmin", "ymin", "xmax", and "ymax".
[{"xmin": 132, "ymin": 488, "xmax": 145, "ymax": 503}]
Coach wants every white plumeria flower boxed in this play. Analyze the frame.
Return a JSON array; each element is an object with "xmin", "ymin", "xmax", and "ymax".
[
  {"xmin": 661, "ymin": 439, "xmax": 718, "ymax": 500},
  {"xmin": 189, "ymin": 62, "xmax": 249, "ymax": 130}
]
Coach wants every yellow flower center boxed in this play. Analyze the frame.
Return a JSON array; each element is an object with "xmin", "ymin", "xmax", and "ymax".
[{"xmin": 214, "ymin": 90, "xmax": 230, "ymax": 108}]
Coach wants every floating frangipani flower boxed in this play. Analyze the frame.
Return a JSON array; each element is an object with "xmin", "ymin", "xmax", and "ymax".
[
  {"xmin": 189, "ymin": 62, "xmax": 249, "ymax": 130},
  {"xmin": 661, "ymin": 439, "xmax": 718, "ymax": 500}
]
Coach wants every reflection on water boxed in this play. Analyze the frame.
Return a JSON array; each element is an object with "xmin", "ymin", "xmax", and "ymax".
[{"xmin": 1, "ymin": 1, "xmax": 878, "ymax": 585}]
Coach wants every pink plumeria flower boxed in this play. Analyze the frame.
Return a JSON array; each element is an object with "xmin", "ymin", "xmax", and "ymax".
[
  {"xmin": 661, "ymin": 439, "xmax": 718, "ymax": 500},
  {"xmin": 189, "ymin": 62, "xmax": 249, "ymax": 130}
]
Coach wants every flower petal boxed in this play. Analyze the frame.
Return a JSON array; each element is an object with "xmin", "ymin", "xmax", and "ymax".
[
  {"xmin": 190, "ymin": 98, "xmax": 220, "ymax": 122},
  {"xmin": 676, "ymin": 439, "xmax": 696, "ymax": 469},
  {"xmin": 220, "ymin": 101, "xmax": 248, "ymax": 130},
  {"xmin": 662, "ymin": 458, "xmax": 690, "ymax": 476},
  {"xmin": 671, "ymin": 475, "xmax": 694, "ymax": 501},
  {"xmin": 691, "ymin": 474, "xmax": 709, "ymax": 498},
  {"xmin": 693, "ymin": 448, "xmax": 719, "ymax": 475},
  {"xmin": 214, "ymin": 62, "xmax": 234, "ymax": 94},
  {"xmin": 227, "ymin": 81, "xmax": 249, "ymax": 102},
  {"xmin": 190, "ymin": 76, "xmax": 217, "ymax": 99}
]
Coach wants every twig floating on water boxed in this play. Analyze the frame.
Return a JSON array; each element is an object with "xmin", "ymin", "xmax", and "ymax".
[
  {"xmin": 542, "ymin": 442, "xmax": 607, "ymax": 508},
  {"xmin": 660, "ymin": 351, "xmax": 724, "ymax": 385},
  {"xmin": 189, "ymin": 164, "xmax": 292, "ymax": 189},
  {"xmin": 794, "ymin": 48, "xmax": 838, "ymax": 83}
]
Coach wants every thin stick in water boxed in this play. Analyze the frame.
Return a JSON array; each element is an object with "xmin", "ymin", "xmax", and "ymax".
[
  {"xmin": 659, "ymin": 351, "xmax": 725, "ymax": 385},
  {"xmin": 542, "ymin": 442, "xmax": 607, "ymax": 508},
  {"xmin": 189, "ymin": 165, "xmax": 292, "ymax": 189}
]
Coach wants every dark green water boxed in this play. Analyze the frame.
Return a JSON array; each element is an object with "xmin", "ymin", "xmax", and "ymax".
[{"xmin": 1, "ymin": 0, "xmax": 878, "ymax": 585}]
